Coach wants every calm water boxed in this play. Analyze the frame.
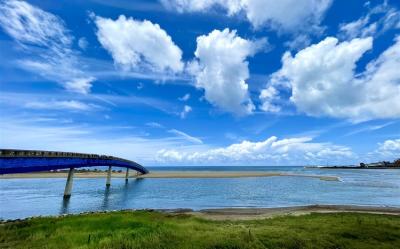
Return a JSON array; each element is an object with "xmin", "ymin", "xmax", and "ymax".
[{"xmin": 1, "ymin": 166, "xmax": 400, "ymax": 220}]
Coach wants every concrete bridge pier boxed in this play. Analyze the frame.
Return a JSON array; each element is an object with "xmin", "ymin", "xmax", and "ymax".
[
  {"xmin": 63, "ymin": 168, "xmax": 75, "ymax": 198},
  {"xmin": 125, "ymin": 168, "xmax": 129, "ymax": 182},
  {"xmin": 106, "ymin": 166, "xmax": 112, "ymax": 187}
]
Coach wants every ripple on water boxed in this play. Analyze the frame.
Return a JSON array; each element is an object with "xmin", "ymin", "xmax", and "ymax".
[{"xmin": 1, "ymin": 167, "xmax": 400, "ymax": 219}]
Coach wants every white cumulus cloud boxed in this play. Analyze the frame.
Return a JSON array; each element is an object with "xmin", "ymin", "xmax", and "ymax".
[
  {"xmin": 378, "ymin": 139, "xmax": 400, "ymax": 152},
  {"xmin": 366, "ymin": 138, "xmax": 400, "ymax": 162},
  {"xmin": 189, "ymin": 28, "xmax": 265, "ymax": 116},
  {"xmin": 161, "ymin": 0, "xmax": 332, "ymax": 32},
  {"xmin": 0, "ymin": 0, "xmax": 95, "ymax": 94},
  {"xmin": 94, "ymin": 14, "xmax": 184, "ymax": 73},
  {"xmin": 156, "ymin": 136, "xmax": 353, "ymax": 165},
  {"xmin": 260, "ymin": 36, "xmax": 400, "ymax": 122}
]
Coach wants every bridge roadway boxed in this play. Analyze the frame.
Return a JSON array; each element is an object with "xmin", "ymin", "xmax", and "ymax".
[{"xmin": 0, "ymin": 149, "xmax": 149, "ymax": 197}]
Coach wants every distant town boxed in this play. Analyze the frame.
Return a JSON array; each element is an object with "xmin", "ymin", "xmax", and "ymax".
[
  {"xmin": 311, "ymin": 158, "xmax": 400, "ymax": 169},
  {"xmin": 360, "ymin": 158, "xmax": 400, "ymax": 168}
]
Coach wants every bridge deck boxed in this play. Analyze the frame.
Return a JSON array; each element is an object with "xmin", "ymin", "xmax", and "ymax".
[{"xmin": 0, "ymin": 149, "xmax": 148, "ymax": 174}]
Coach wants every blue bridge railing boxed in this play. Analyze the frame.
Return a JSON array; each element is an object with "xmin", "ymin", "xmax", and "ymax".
[{"xmin": 0, "ymin": 149, "xmax": 148, "ymax": 174}]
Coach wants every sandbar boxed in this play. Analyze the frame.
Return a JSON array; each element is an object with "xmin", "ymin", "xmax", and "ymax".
[{"xmin": 0, "ymin": 171, "xmax": 339, "ymax": 181}]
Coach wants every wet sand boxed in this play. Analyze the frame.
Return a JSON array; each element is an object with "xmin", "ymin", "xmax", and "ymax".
[
  {"xmin": 137, "ymin": 171, "xmax": 339, "ymax": 181},
  {"xmin": 0, "ymin": 171, "xmax": 339, "ymax": 181},
  {"xmin": 184, "ymin": 205, "xmax": 400, "ymax": 220}
]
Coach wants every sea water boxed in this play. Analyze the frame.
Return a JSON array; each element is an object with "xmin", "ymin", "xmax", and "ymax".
[{"xmin": 1, "ymin": 166, "xmax": 399, "ymax": 219}]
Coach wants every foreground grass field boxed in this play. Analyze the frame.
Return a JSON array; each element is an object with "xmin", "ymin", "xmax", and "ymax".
[{"xmin": 1, "ymin": 211, "xmax": 399, "ymax": 249}]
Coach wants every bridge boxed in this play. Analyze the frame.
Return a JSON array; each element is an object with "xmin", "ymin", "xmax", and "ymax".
[{"xmin": 0, "ymin": 149, "xmax": 149, "ymax": 198}]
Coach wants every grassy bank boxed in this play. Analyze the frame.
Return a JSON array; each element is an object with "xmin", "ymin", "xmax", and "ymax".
[{"xmin": 1, "ymin": 211, "xmax": 399, "ymax": 249}]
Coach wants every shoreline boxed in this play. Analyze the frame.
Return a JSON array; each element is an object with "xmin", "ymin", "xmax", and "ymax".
[
  {"xmin": 2, "ymin": 206, "xmax": 400, "ymax": 249},
  {"xmin": 306, "ymin": 166, "xmax": 400, "ymax": 169},
  {"xmin": 2, "ymin": 205, "xmax": 399, "ymax": 222},
  {"xmin": 187, "ymin": 204, "xmax": 400, "ymax": 220},
  {"xmin": 0, "ymin": 171, "xmax": 339, "ymax": 181}
]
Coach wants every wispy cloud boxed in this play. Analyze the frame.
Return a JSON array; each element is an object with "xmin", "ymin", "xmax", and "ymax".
[
  {"xmin": 93, "ymin": 93, "xmax": 181, "ymax": 115},
  {"xmin": 168, "ymin": 129, "xmax": 203, "ymax": 144},
  {"xmin": 83, "ymin": 56, "xmax": 190, "ymax": 82},
  {"xmin": 78, "ymin": 37, "xmax": 88, "ymax": 50},
  {"xmin": 146, "ymin": 122, "xmax": 203, "ymax": 144},
  {"xmin": 339, "ymin": 1, "xmax": 400, "ymax": 40},
  {"xmin": 25, "ymin": 100, "xmax": 100, "ymax": 111},
  {"xmin": 89, "ymin": 0, "xmax": 165, "ymax": 12},
  {"xmin": 0, "ymin": 91, "xmax": 103, "ymax": 113},
  {"xmin": 0, "ymin": 116, "xmax": 208, "ymax": 164},
  {"xmin": 179, "ymin": 105, "xmax": 192, "ymax": 119},
  {"xmin": 161, "ymin": 0, "xmax": 332, "ymax": 33},
  {"xmin": 224, "ymin": 132, "xmax": 246, "ymax": 142},
  {"xmin": 0, "ymin": 0, "xmax": 95, "ymax": 93},
  {"xmin": 344, "ymin": 121, "xmax": 396, "ymax": 137},
  {"xmin": 146, "ymin": 122, "xmax": 164, "ymax": 128},
  {"xmin": 178, "ymin": 93, "xmax": 190, "ymax": 101},
  {"xmin": 0, "ymin": 90, "xmax": 183, "ymax": 117}
]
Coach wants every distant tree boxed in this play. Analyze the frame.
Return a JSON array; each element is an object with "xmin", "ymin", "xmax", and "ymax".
[{"xmin": 394, "ymin": 159, "xmax": 400, "ymax": 167}]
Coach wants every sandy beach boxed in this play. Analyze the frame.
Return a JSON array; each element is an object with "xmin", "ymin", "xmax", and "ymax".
[
  {"xmin": 0, "ymin": 171, "xmax": 339, "ymax": 181},
  {"xmin": 186, "ymin": 204, "xmax": 400, "ymax": 220}
]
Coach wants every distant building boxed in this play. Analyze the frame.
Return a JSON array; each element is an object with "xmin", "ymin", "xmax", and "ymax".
[{"xmin": 360, "ymin": 160, "xmax": 398, "ymax": 168}]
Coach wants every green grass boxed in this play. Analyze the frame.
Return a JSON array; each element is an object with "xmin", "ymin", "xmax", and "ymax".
[{"xmin": 1, "ymin": 211, "xmax": 399, "ymax": 249}]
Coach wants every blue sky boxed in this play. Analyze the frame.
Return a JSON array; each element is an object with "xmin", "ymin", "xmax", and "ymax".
[{"xmin": 0, "ymin": 0, "xmax": 399, "ymax": 166}]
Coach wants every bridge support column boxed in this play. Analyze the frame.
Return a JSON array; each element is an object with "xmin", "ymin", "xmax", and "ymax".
[
  {"xmin": 106, "ymin": 166, "xmax": 112, "ymax": 187},
  {"xmin": 125, "ymin": 168, "xmax": 129, "ymax": 182},
  {"xmin": 63, "ymin": 168, "xmax": 74, "ymax": 198}
]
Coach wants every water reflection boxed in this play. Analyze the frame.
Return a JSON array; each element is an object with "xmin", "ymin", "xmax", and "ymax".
[
  {"xmin": 60, "ymin": 197, "xmax": 71, "ymax": 215},
  {"xmin": 1, "ymin": 167, "xmax": 400, "ymax": 220},
  {"xmin": 101, "ymin": 186, "xmax": 111, "ymax": 210},
  {"xmin": 120, "ymin": 178, "xmax": 144, "ymax": 207},
  {"xmin": 99, "ymin": 179, "xmax": 145, "ymax": 210}
]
